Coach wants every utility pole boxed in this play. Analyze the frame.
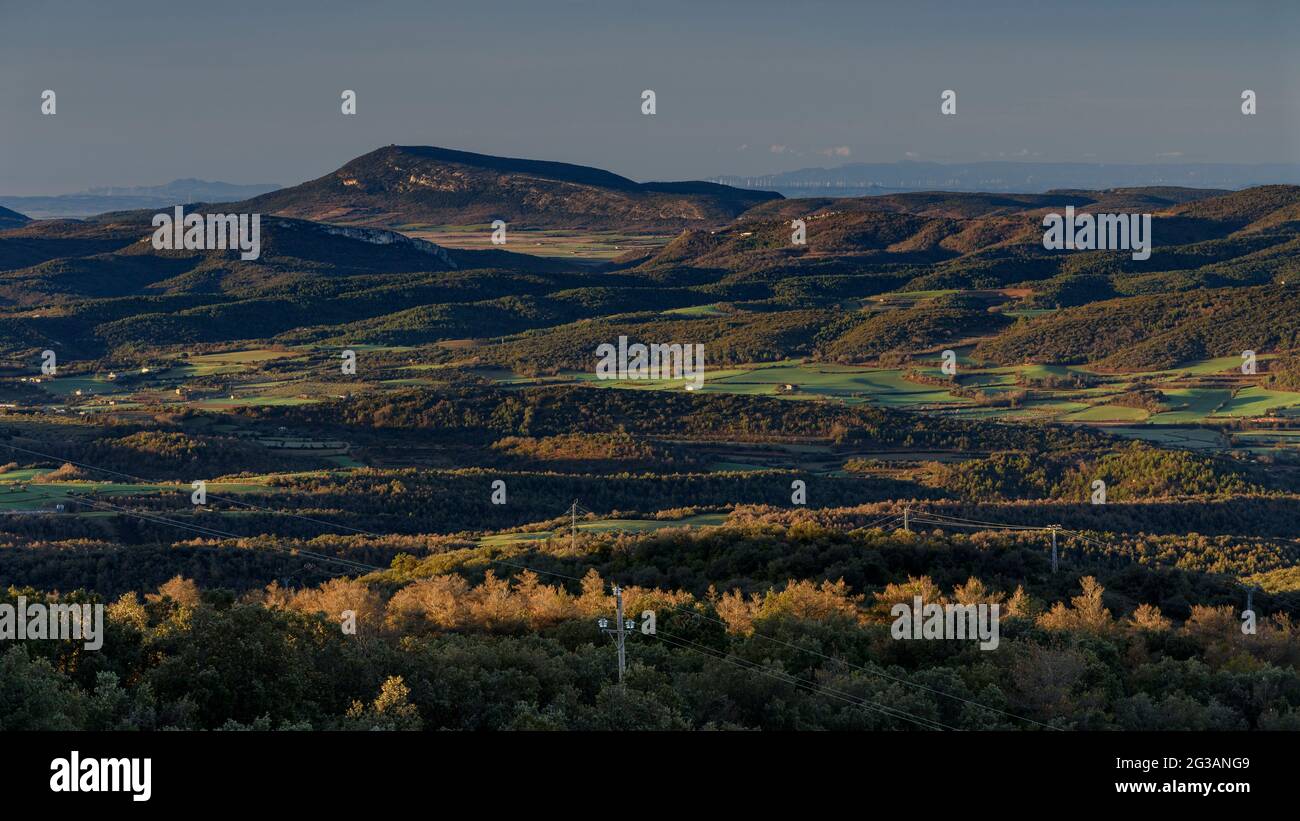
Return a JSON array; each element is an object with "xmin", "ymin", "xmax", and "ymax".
[
  {"xmin": 596, "ymin": 584, "xmax": 636, "ymax": 687},
  {"xmin": 615, "ymin": 585, "xmax": 626, "ymax": 686},
  {"xmin": 903, "ymin": 506, "xmax": 910, "ymax": 533},
  {"xmin": 1049, "ymin": 525, "xmax": 1059, "ymax": 573},
  {"xmin": 570, "ymin": 500, "xmax": 577, "ymax": 551}
]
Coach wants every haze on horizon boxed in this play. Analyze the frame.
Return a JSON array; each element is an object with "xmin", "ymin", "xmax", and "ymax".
[{"xmin": 1, "ymin": 0, "xmax": 1297, "ymax": 196}]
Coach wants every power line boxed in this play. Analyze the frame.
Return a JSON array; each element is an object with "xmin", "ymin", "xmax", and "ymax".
[
  {"xmin": 909, "ymin": 509, "xmax": 1047, "ymax": 531},
  {"xmin": 854, "ymin": 511, "xmax": 902, "ymax": 531},
  {"xmin": 483, "ymin": 544, "xmax": 1059, "ymax": 731},
  {"xmin": 652, "ymin": 628, "xmax": 957, "ymax": 731},
  {"xmin": 484, "ymin": 543, "xmax": 1048, "ymax": 730},
  {"xmin": 901, "ymin": 508, "xmax": 1251, "ymax": 597},
  {"xmin": 648, "ymin": 597, "xmax": 1061, "ymax": 731},
  {"xmin": 0, "ymin": 441, "xmax": 1093, "ymax": 728},
  {"xmin": 60, "ymin": 475, "xmax": 961, "ymax": 727}
]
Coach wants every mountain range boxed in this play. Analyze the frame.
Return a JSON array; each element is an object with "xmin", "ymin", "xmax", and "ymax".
[
  {"xmin": 3, "ymin": 144, "xmax": 1300, "ymax": 375},
  {"xmin": 0, "ymin": 179, "xmax": 281, "ymax": 220},
  {"xmin": 711, "ymin": 161, "xmax": 1300, "ymax": 198}
]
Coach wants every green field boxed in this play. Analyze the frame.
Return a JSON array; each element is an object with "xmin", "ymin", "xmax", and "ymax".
[
  {"xmin": 569, "ymin": 361, "xmax": 964, "ymax": 406},
  {"xmin": 399, "ymin": 224, "xmax": 671, "ymax": 260},
  {"xmin": 662, "ymin": 304, "xmax": 727, "ymax": 317},
  {"xmin": 1146, "ymin": 388, "xmax": 1231, "ymax": 424},
  {"xmin": 192, "ymin": 395, "xmax": 320, "ymax": 409},
  {"xmin": 1218, "ymin": 386, "xmax": 1300, "ymax": 417},
  {"xmin": 487, "ymin": 355, "xmax": 1300, "ymax": 428},
  {"xmin": 0, "ymin": 465, "xmax": 285, "ymax": 511},
  {"xmin": 177, "ymin": 349, "xmax": 303, "ymax": 377},
  {"xmin": 1064, "ymin": 405, "xmax": 1150, "ymax": 422},
  {"xmin": 478, "ymin": 513, "xmax": 729, "ymax": 546}
]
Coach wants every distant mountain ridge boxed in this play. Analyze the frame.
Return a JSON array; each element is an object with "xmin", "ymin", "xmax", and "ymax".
[
  {"xmin": 711, "ymin": 161, "xmax": 1300, "ymax": 198},
  {"xmin": 0, "ymin": 179, "xmax": 281, "ymax": 220},
  {"xmin": 229, "ymin": 145, "xmax": 782, "ymax": 231},
  {"xmin": 82, "ymin": 179, "xmax": 282, "ymax": 199}
]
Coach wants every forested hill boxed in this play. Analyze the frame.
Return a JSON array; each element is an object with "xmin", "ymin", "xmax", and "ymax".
[{"xmin": 225, "ymin": 145, "xmax": 782, "ymax": 231}]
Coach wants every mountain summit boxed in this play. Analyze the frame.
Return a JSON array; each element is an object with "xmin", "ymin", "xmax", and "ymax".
[{"xmin": 231, "ymin": 145, "xmax": 781, "ymax": 231}]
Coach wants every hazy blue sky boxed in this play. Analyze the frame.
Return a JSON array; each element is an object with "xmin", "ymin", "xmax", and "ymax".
[{"xmin": 2, "ymin": 0, "xmax": 1297, "ymax": 194}]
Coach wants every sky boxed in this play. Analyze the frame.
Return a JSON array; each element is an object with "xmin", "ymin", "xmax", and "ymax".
[{"xmin": 1, "ymin": 0, "xmax": 1298, "ymax": 195}]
